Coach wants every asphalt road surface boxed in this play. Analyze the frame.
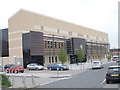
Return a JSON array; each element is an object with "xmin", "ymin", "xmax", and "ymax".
[{"xmin": 38, "ymin": 63, "xmax": 119, "ymax": 88}]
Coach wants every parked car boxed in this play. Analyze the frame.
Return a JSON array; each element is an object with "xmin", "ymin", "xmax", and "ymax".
[
  {"xmin": 106, "ymin": 65, "xmax": 120, "ymax": 84},
  {"xmin": 6, "ymin": 65, "xmax": 24, "ymax": 73},
  {"xmin": 4, "ymin": 64, "xmax": 15, "ymax": 70},
  {"xmin": 92, "ymin": 61, "xmax": 103, "ymax": 69},
  {"xmin": 27, "ymin": 63, "xmax": 45, "ymax": 70},
  {"xmin": 112, "ymin": 56, "xmax": 120, "ymax": 62},
  {"xmin": 47, "ymin": 64, "xmax": 69, "ymax": 71}
]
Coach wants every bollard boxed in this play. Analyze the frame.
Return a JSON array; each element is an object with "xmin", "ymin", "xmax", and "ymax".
[
  {"xmin": 12, "ymin": 76, "xmax": 15, "ymax": 88},
  {"xmin": 0, "ymin": 74, "xmax": 2, "ymax": 89},
  {"xmin": 57, "ymin": 68, "xmax": 59, "ymax": 77},
  {"xmin": 71, "ymin": 64, "xmax": 72, "ymax": 70},
  {"xmin": 32, "ymin": 75, "xmax": 35, "ymax": 86},
  {"xmin": 23, "ymin": 76, "xmax": 26, "ymax": 88}
]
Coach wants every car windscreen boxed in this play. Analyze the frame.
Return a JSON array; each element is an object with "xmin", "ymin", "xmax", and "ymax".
[
  {"xmin": 93, "ymin": 62, "xmax": 99, "ymax": 64},
  {"xmin": 108, "ymin": 67, "xmax": 120, "ymax": 72}
]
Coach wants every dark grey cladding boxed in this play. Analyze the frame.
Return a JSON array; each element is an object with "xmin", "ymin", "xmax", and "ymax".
[
  {"xmin": 71, "ymin": 37, "xmax": 86, "ymax": 54},
  {"xmin": 30, "ymin": 31, "xmax": 44, "ymax": 55}
]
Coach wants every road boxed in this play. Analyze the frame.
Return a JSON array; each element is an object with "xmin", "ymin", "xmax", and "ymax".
[{"xmin": 38, "ymin": 63, "xmax": 119, "ymax": 88}]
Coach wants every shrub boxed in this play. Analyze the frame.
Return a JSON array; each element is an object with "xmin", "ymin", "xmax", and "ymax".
[
  {"xmin": 107, "ymin": 55, "xmax": 111, "ymax": 61},
  {"xmin": 0, "ymin": 74, "xmax": 11, "ymax": 88}
]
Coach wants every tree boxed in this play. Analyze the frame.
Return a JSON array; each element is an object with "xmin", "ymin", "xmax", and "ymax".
[
  {"xmin": 77, "ymin": 48, "xmax": 85, "ymax": 64},
  {"xmin": 58, "ymin": 47, "xmax": 67, "ymax": 65},
  {"xmin": 107, "ymin": 55, "xmax": 111, "ymax": 62}
]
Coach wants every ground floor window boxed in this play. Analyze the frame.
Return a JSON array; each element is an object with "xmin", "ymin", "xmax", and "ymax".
[
  {"xmin": 49, "ymin": 56, "xmax": 51, "ymax": 63},
  {"xmin": 52, "ymin": 56, "xmax": 54, "ymax": 63},
  {"xmin": 55, "ymin": 56, "xmax": 57, "ymax": 62}
]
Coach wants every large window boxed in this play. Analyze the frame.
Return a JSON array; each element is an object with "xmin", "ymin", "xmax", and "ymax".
[
  {"xmin": 49, "ymin": 56, "xmax": 51, "ymax": 63},
  {"xmin": 52, "ymin": 56, "xmax": 54, "ymax": 63},
  {"xmin": 55, "ymin": 56, "xmax": 57, "ymax": 62}
]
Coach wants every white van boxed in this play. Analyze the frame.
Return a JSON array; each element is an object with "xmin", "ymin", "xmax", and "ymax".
[{"xmin": 92, "ymin": 61, "xmax": 103, "ymax": 69}]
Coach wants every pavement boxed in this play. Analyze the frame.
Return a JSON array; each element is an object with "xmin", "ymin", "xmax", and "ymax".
[{"xmin": 0, "ymin": 59, "xmax": 110, "ymax": 88}]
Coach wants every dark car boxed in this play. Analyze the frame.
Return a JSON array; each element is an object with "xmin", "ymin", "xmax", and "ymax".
[
  {"xmin": 4, "ymin": 64, "xmax": 15, "ymax": 70},
  {"xmin": 6, "ymin": 65, "xmax": 24, "ymax": 73},
  {"xmin": 47, "ymin": 64, "xmax": 69, "ymax": 71},
  {"xmin": 112, "ymin": 56, "xmax": 120, "ymax": 62},
  {"xmin": 106, "ymin": 65, "xmax": 120, "ymax": 84}
]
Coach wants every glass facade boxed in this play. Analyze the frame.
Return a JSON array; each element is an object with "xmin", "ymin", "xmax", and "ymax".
[
  {"xmin": 0, "ymin": 30, "xmax": 2, "ymax": 57},
  {"xmin": 0, "ymin": 29, "xmax": 9, "ymax": 57}
]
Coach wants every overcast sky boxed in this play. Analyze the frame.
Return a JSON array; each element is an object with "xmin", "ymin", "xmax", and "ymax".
[{"xmin": 0, "ymin": 0, "xmax": 119, "ymax": 49}]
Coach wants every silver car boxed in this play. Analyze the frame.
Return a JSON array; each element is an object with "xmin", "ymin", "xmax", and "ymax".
[{"xmin": 27, "ymin": 63, "xmax": 44, "ymax": 70}]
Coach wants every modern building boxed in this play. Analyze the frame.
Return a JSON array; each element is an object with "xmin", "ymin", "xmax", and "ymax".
[{"xmin": 7, "ymin": 9, "xmax": 109, "ymax": 67}]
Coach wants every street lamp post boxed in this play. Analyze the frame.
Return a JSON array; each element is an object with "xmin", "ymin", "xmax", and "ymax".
[
  {"xmin": 2, "ymin": 57, "xmax": 3, "ymax": 72},
  {"xmin": 91, "ymin": 40, "xmax": 93, "ymax": 63},
  {"xmin": 75, "ymin": 49, "xmax": 78, "ymax": 65},
  {"xmin": 0, "ymin": 57, "xmax": 6, "ymax": 72}
]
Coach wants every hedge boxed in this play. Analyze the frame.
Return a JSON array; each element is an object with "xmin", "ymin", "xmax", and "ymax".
[{"xmin": 0, "ymin": 74, "xmax": 11, "ymax": 88}]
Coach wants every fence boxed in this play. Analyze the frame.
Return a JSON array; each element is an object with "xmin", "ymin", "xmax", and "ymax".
[{"xmin": 7, "ymin": 74, "xmax": 39, "ymax": 88}]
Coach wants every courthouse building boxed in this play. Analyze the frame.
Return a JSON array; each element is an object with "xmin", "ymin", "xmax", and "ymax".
[{"xmin": 6, "ymin": 9, "xmax": 109, "ymax": 67}]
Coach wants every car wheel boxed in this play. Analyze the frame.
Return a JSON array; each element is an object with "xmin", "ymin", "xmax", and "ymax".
[
  {"xmin": 6, "ymin": 70, "xmax": 9, "ymax": 73},
  {"xmin": 15, "ymin": 70, "xmax": 18, "ymax": 73},
  {"xmin": 60, "ymin": 68, "xmax": 63, "ymax": 71},
  {"xmin": 49, "ymin": 68, "xmax": 52, "ymax": 70},
  {"xmin": 36, "ymin": 68, "xmax": 39, "ymax": 70},
  {"xmin": 21, "ymin": 71, "xmax": 24, "ymax": 73},
  {"xmin": 106, "ymin": 80, "xmax": 109, "ymax": 84}
]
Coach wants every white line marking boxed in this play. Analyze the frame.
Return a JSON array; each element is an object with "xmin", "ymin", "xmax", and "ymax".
[
  {"xmin": 40, "ymin": 77, "xmax": 71, "ymax": 86},
  {"xmin": 40, "ymin": 80, "xmax": 57, "ymax": 86},
  {"xmin": 98, "ymin": 79, "xmax": 106, "ymax": 88}
]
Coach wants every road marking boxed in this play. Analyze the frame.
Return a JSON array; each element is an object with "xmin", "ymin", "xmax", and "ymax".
[
  {"xmin": 40, "ymin": 80, "xmax": 57, "ymax": 86},
  {"xmin": 98, "ymin": 79, "xmax": 106, "ymax": 88},
  {"xmin": 40, "ymin": 77, "xmax": 72, "ymax": 86}
]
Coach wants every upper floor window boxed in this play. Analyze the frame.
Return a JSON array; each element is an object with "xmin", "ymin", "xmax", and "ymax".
[
  {"xmin": 41, "ymin": 26, "xmax": 44, "ymax": 31},
  {"xmin": 86, "ymin": 35, "xmax": 89, "ymax": 38},
  {"xmin": 77, "ymin": 33, "xmax": 83, "ymax": 37},
  {"xmin": 57, "ymin": 29, "xmax": 60, "ymax": 33},
  {"xmin": 68, "ymin": 32, "xmax": 72, "ymax": 35},
  {"xmin": 44, "ymin": 41, "xmax": 47, "ymax": 48},
  {"xmin": 61, "ymin": 42, "xmax": 64, "ymax": 47},
  {"xmin": 55, "ymin": 42, "xmax": 57, "ymax": 48}
]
